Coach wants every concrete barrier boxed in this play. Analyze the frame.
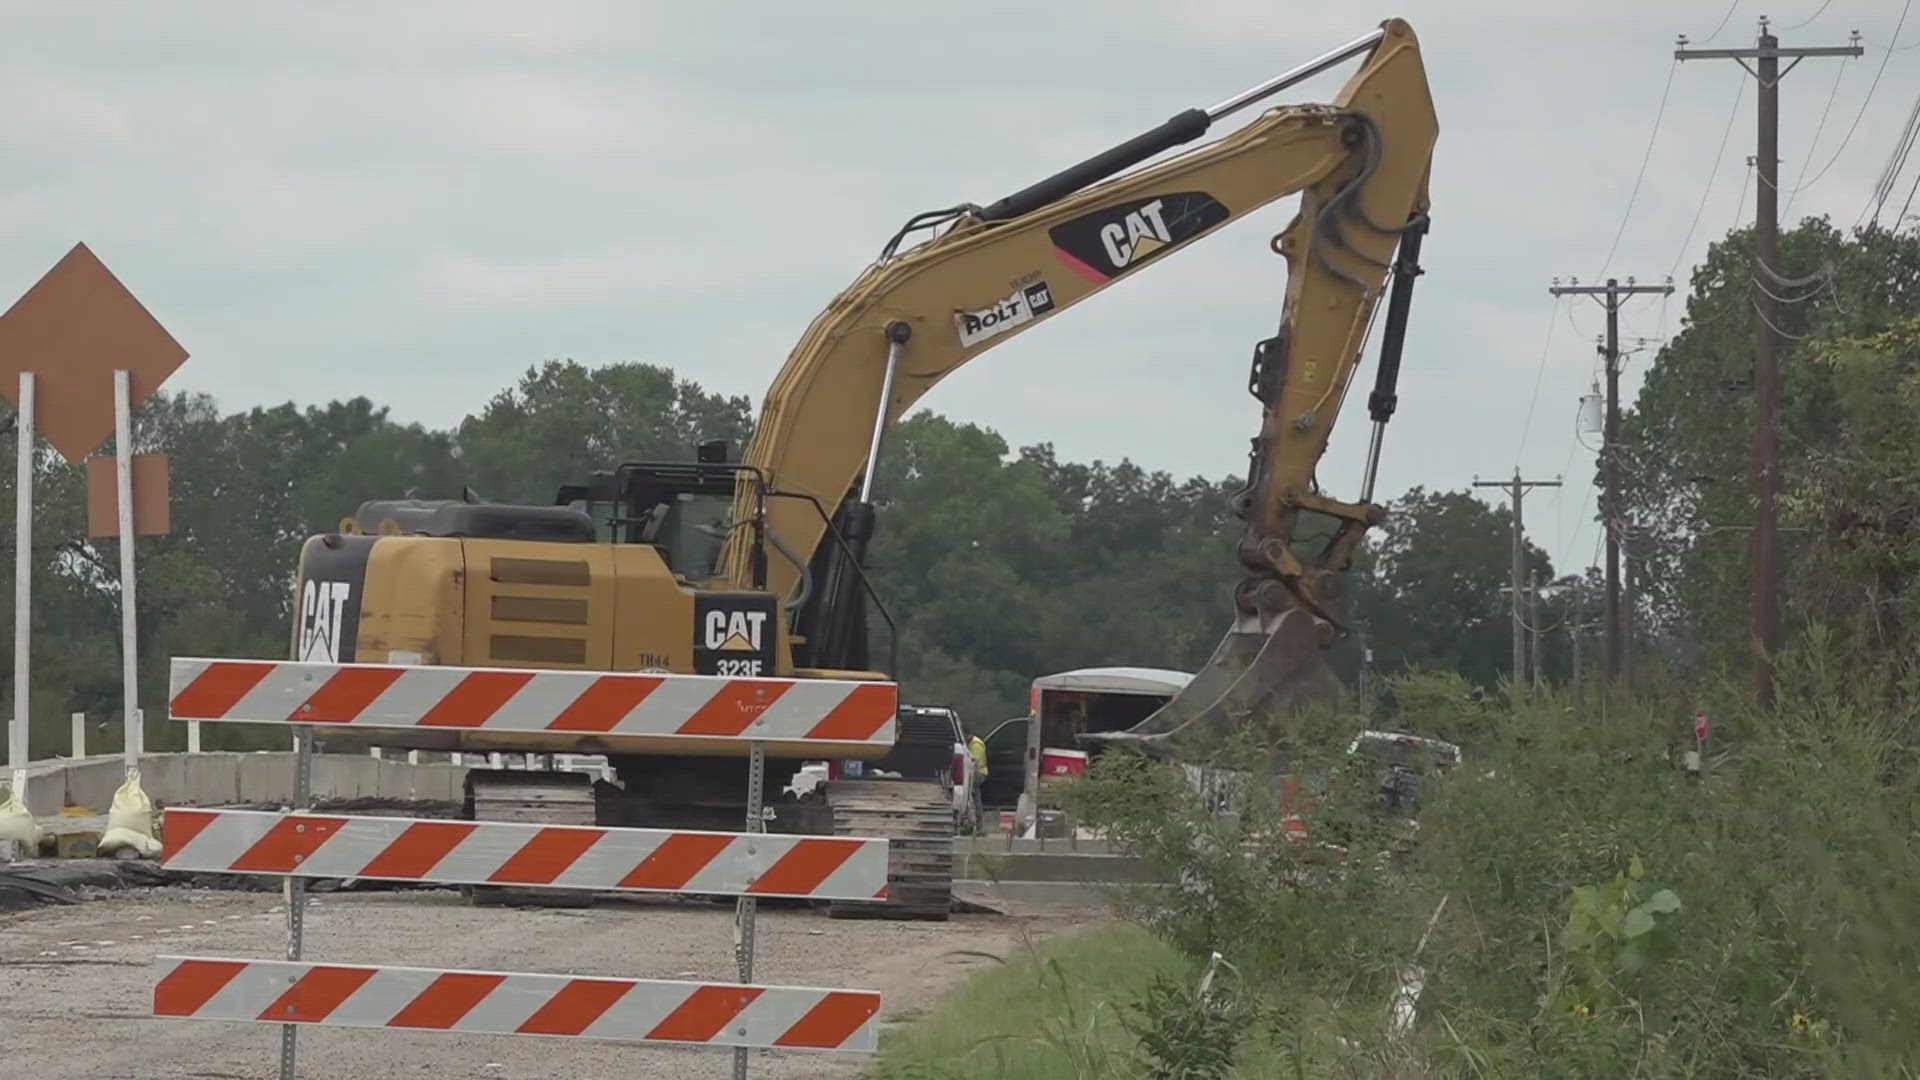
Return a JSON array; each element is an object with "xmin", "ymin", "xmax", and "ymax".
[{"xmin": 18, "ymin": 752, "xmax": 468, "ymax": 813}]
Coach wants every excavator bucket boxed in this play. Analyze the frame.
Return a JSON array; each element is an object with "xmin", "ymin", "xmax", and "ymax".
[{"xmin": 1081, "ymin": 609, "xmax": 1340, "ymax": 760}]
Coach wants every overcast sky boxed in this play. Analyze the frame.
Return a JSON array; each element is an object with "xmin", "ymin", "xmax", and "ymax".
[{"xmin": 3, "ymin": 1, "xmax": 1916, "ymax": 575}]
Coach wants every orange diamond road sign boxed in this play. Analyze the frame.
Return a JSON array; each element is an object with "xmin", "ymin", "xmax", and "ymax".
[{"xmin": 0, "ymin": 243, "xmax": 188, "ymax": 463}]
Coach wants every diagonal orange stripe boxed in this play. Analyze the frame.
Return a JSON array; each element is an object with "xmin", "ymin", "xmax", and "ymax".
[
  {"xmin": 256, "ymin": 965, "xmax": 377, "ymax": 1023},
  {"xmin": 419, "ymin": 670, "xmax": 534, "ymax": 728},
  {"xmin": 548, "ymin": 674, "xmax": 664, "ymax": 732},
  {"xmin": 615, "ymin": 833, "xmax": 734, "ymax": 891},
  {"xmin": 804, "ymin": 682, "xmax": 896, "ymax": 741},
  {"xmin": 645, "ymin": 984, "xmax": 762, "ymax": 1043},
  {"xmin": 677, "ymin": 680, "xmax": 789, "ymax": 737},
  {"xmin": 357, "ymin": 821, "xmax": 476, "ymax": 880},
  {"xmin": 153, "ymin": 959, "xmax": 246, "ymax": 1016},
  {"xmin": 486, "ymin": 827, "xmax": 604, "ymax": 885},
  {"xmin": 295, "ymin": 667, "xmax": 405, "ymax": 723},
  {"xmin": 159, "ymin": 808, "xmax": 220, "ymax": 864},
  {"xmin": 746, "ymin": 838, "xmax": 862, "ymax": 897},
  {"xmin": 230, "ymin": 815, "xmax": 349, "ymax": 873},
  {"xmin": 170, "ymin": 661, "xmax": 273, "ymax": 719},
  {"xmin": 385, "ymin": 972, "xmax": 504, "ymax": 1030},
  {"xmin": 516, "ymin": 978, "xmax": 632, "ymax": 1036},
  {"xmin": 774, "ymin": 990, "xmax": 882, "ymax": 1048}
]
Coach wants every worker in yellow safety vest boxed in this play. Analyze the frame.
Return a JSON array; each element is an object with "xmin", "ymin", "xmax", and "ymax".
[{"xmin": 968, "ymin": 733, "xmax": 988, "ymax": 830}]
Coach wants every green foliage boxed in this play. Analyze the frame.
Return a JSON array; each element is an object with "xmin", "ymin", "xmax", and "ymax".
[
  {"xmin": 870, "ymin": 926, "xmax": 1188, "ymax": 1080},
  {"xmin": 1384, "ymin": 667, "xmax": 1495, "ymax": 744},
  {"xmin": 1121, "ymin": 969, "xmax": 1250, "ymax": 1080},
  {"xmin": 1621, "ymin": 219, "xmax": 1920, "ymax": 674},
  {"xmin": 1351, "ymin": 486, "xmax": 1571, "ymax": 689},
  {"xmin": 1556, "ymin": 856, "xmax": 1682, "ymax": 1012}
]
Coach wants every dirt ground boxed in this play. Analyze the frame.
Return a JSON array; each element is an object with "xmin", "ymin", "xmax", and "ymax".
[{"xmin": 0, "ymin": 885, "xmax": 1100, "ymax": 1079}]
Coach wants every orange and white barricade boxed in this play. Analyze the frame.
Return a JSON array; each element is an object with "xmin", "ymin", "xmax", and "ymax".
[{"xmin": 153, "ymin": 657, "xmax": 899, "ymax": 1074}]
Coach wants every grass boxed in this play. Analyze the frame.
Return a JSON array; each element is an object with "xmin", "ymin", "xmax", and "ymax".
[
  {"xmin": 867, "ymin": 925, "xmax": 1188, "ymax": 1079},
  {"xmin": 876, "ymin": 656, "xmax": 1920, "ymax": 1076}
]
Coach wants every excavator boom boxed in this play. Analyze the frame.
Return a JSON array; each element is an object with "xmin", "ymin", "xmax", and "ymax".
[{"xmin": 719, "ymin": 20, "xmax": 1438, "ymax": 748}]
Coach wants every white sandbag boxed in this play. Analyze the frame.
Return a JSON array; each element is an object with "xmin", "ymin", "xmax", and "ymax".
[
  {"xmin": 97, "ymin": 769, "xmax": 160, "ymax": 857},
  {"xmin": 0, "ymin": 772, "xmax": 42, "ymax": 852}
]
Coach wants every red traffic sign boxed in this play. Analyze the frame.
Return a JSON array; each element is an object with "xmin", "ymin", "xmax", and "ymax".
[{"xmin": 1693, "ymin": 709, "xmax": 1709, "ymax": 744}]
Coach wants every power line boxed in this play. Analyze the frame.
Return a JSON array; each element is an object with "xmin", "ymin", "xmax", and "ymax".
[
  {"xmin": 1671, "ymin": 74, "xmax": 1750, "ymax": 281},
  {"xmin": 1595, "ymin": 60, "xmax": 1680, "ymax": 281},
  {"xmin": 1866, "ymin": 89, "xmax": 1920, "ymax": 226},
  {"xmin": 1512, "ymin": 296, "xmax": 1562, "ymax": 465},
  {"xmin": 1900, "ymin": 164, "xmax": 1920, "ymax": 225},
  {"xmin": 1780, "ymin": 54, "xmax": 1852, "ymax": 217},
  {"xmin": 1783, "ymin": 0, "xmax": 1832, "ymax": 31},
  {"xmin": 1788, "ymin": 1, "xmax": 1906, "ymax": 195},
  {"xmin": 1692, "ymin": 0, "xmax": 1744, "ymax": 45}
]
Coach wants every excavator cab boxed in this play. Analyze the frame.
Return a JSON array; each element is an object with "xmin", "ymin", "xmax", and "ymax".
[{"xmin": 553, "ymin": 442, "xmax": 763, "ymax": 583}]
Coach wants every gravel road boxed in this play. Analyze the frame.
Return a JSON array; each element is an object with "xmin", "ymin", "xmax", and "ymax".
[{"xmin": 0, "ymin": 886, "xmax": 1097, "ymax": 1079}]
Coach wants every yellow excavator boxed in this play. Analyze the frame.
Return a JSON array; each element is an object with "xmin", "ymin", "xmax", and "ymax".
[{"xmin": 292, "ymin": 19, "xmax": 1438, "ymax": 918}]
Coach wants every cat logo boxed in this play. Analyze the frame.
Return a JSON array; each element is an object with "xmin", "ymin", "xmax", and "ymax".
[
  {"xmin": 1099, "ymin": 199, "xmax": 1171, "ymax": 270},
  {"xmin": 297, "ymin": 580, "xmax": 353, "ymax": 662},
  {"xmin": 694, "ymin": 594, "xmax": 778, "ymax": 677},
  {"xmin": 955, "ymin": 280, "xmax": 1057, "ymax": 348},
  {"xmin": 1048, "ymin": 191, "xmax": 1230, "ymax": 283},
  {"xmin": 704, "ymin": 609, "xmax": 767, "ymax": 654}
]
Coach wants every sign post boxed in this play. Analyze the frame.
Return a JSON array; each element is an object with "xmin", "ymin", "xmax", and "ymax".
[
  {"xmin": 0, "ymin": 243, "xmax": 186, "ymax": 789},
  {"xmin": 1686, "ymin": 708, "xmax": 1709, "ymax": 776},
  {"xmin": 9, "ymin": 372, "xmax": 31, "ymax": 788},
  {"xmin": 115, "ymin": 370, "xmax": 141, "ymax": 764}
]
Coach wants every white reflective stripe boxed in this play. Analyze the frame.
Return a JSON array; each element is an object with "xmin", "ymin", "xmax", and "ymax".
[
  {"xmin": 449, "ymin": 972, "xmax": 554, "ymax": 1034},
  {"xmin": 225, "ymin": 663, "xmax": 330, "ymax": 721},
  {"xmin": 607, "ymin": 675, "xmax": 728, "ymax": 733},
  {"xmin": 575, "ymin": 983, "xmax": 690, "ymax": 1040},
  {"xmin": 167, "ymin": 659, "xmax": 210, "ymax": 702},
  {"xmin": 166, "ymin": 811, "xmax": 275, "ymax": 869},
  {"xmin": 326, "ymin": 966, "xmax": 435, "ymax": 1027},
  {"xmin": 729, "ymin": 987, "xmax": 829, "ymax": 1049},
  {"xmin": 746, "ymin": 679, "xmax": 859, "ymax": 738},
  {"xmin": 675, "ymin": 835, "xmax": 760, "ymax": 894},
  {"xmin": 544, "ymin": 828, "xmax": 669, "ymax": 891},
  {"xmin": 356, "ymin": 666, "xmax": 482, "ymax": 726},
  {"xmin": 810, "ymin": 841, "xmax": 891, "ymax": 900},
  {"xmin": 202, "ymin": 960, "xmax": 302, "ymax": 1021}
]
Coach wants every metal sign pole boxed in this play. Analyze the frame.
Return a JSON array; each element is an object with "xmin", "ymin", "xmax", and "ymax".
[
  {"xmin": 281, "ymin": 726, "xmax": 313, "ymax": 1080},
  {"xmin": 733, "ymin": 740, "xmax": 766, "ymax": 1080},
  {"xmin": 10, "ymin": 372, "xmax": 32, "ymax": 785},
  {"xmin": 114, "ymin": 370, "xmax": 141, "ymax": 767}
]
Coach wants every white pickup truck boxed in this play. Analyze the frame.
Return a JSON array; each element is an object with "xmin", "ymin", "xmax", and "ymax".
[{"xmin": 814, "ymin": 705, "xmax": 977, "ymax": 832}]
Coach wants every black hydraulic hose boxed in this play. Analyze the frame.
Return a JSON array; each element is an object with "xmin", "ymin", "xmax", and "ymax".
[
  {"xmin": 978, "ymin": 108, "xmax": 1211, "ymax": 222},
  {"xmin": 1367, "ymin": 215, "xmax": 1428, "ymax": 423}
]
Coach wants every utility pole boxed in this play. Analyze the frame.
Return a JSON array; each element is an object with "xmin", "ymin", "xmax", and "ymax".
[
  {"xmin": 1549, "ymin": 277, "xmax": 1672, "ymax": 686},
  {"xmin": 1622, "ymin": 540, "xmax": 1636, "ymax": 690},
  {"xmin": 1677, "ymin": 19, "xmax": 1861, "ymax": 707},
  {"xmin": 1474, "ymin": 470, "xmax": 1560, "ymax": 690},
  {"xmin": 1530, "ymin": 569, "xmax": 1544, "ymax": 692},
  {"xmin": 1571, "ymin": 587, "xmax": 1583, "ymax": 684}
]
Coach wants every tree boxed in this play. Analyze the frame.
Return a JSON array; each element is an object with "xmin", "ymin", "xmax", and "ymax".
[
  {"xmin": 1352, "ymin": 487, "xmax": 1552, "ymax": 688},
  {"xmin": 1618, "ymin": 219, "xmax": 1920, "ymax": 672},
  {"xmin": 455, "ymin": 360, "xmax": 753, "ymax": 504}
]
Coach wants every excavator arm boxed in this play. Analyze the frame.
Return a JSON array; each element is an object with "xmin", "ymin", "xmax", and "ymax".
[{"xmin": 718, "ymin": 20, "xmax": 1437, "ymax": 737}]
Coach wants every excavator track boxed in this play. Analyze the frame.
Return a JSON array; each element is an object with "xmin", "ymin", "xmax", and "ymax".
[
  {"xmin": 823, "ymin": 779, "xmax": 953, "ymax": 921},
  {"xmin": 462, "ymin": 769, "xmax": 597, "ymax": 908}
]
